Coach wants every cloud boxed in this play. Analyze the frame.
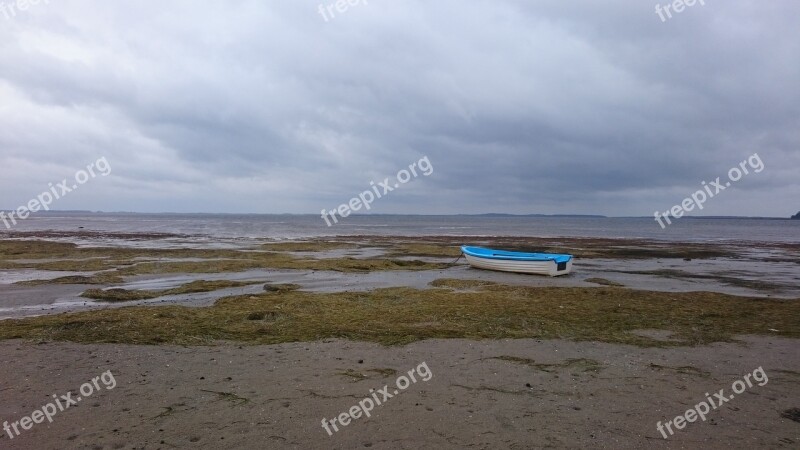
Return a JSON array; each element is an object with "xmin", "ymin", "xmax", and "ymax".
[{"xmin": 0, "ymin": 0, "xmax": 797, "ymax": 216}]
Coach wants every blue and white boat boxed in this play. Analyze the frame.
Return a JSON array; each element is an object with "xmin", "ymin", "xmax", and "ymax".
[{"xmin": 461, "ymin": 246, "xmax": 573, "ymax": 277}]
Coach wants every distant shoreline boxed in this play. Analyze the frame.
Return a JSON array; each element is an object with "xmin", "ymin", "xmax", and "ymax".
[{"xmin": 0, "ymin": 210, "xmax": 796, "ymax": 220}]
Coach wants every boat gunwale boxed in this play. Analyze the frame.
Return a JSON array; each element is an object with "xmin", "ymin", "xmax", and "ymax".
[{"xmin": 460, "ymin": 245, "xmax": 572, "ymax": 263}]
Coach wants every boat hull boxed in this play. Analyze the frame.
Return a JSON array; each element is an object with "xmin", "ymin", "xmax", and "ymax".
[
  {"xmin": 463, "ymin": 252, "xmax": 573, "ymax": 277},
  {"xmin": 461, "ymin": 245, "xmax": 572, "ymax": 277}
]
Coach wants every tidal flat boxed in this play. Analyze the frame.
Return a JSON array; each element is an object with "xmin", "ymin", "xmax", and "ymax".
[
  {"xmin": 1, "ymin": 232, "xmax": 798, "ymax": 449},
  {"xmin": 0, "ymin": 233, "xmax": 797, "ymax": 343}
]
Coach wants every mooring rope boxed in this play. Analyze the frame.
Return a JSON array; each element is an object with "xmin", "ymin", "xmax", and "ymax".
[{"xmin": 446, "ymin": 253, "xmax": 465, "ymax": 267}]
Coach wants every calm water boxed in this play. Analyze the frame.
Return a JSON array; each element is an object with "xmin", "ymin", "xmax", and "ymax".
[{"xmin": 2, "ymin": 213, "xmax": 798, "ymax": 243}]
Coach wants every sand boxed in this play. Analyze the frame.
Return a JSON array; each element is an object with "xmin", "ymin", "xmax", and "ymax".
[{"xmin": 0, "ymin": 336, "xmax": 798, "ymax": 449}]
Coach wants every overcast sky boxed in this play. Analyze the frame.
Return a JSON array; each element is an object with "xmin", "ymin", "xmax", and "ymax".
[{"xmin": 0, "ymin": 0, "xmax": 797, "ymax": 217}]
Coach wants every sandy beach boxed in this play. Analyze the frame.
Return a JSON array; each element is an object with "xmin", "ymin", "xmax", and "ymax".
[
  {"xmin": 0, "ymin": 232, "xmax": 798, "ymax": 449},
  {"xmin": 0, "ymin": 337, "xmax": 798, "ymax": 449}
]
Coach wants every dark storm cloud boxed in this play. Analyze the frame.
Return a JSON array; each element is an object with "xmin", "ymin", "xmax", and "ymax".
[{"xmin": 0, "ymin": 0, "xmax": 797, "ymax": 216}]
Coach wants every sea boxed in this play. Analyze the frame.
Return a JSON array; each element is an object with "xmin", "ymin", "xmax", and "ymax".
[{"xmin": 2, "ymin": 212, "xmax": 798, "ymax": 244}]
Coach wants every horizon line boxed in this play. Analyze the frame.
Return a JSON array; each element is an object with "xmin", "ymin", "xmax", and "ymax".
[{"xmin": 0, "ymin": 210, "xmax": 796, "ymax": 220}]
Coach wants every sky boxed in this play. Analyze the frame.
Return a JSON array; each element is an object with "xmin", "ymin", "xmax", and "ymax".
[{"xmin": 0, "ymin": 0, "xmax": 798, "ymax": 217}]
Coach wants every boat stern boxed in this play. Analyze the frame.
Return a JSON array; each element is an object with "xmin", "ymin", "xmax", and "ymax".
[{"xmin": 549, "ymin": 258, "xmax": 573, "ymax": 276}]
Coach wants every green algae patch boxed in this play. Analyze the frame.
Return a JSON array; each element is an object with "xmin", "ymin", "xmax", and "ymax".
[
  {"xmin": 386, "ymin": 243, "xmax": 462, "ymax": 258},
  {"xmin": 0, "ymin": 240, "xmax": 82, "ymax": 259},
  {"xmin": 114, "ymin": 255, "xmax": 445, "ymax": 275},
  {"xmin": 585, "ymin": 278, "xmax": 625, "ymax": 287},
  {"xmin": 430, "ymin": 279, "xmax": 498, "ymax": 290},
  {"xmin": 263, "ymin": 283, "xmax": 301, "ymax": 293},
  {"xmin": 81, "ymin": 280, "xmax": 262, "ymax": 302},
  {"xmin": 81, "ymin": 288, "xmax": 158, "ymax": 302},
  {"xmin": 2, "ymin": 283, "xmax": 797, "ymax": 347},
  {"xmin": 3, "ymin": 240, "xmax": 446, "ymax": 288},
  {"xmin": 18, "ymin": 273, "xmax": 125, "ymax": 286}
]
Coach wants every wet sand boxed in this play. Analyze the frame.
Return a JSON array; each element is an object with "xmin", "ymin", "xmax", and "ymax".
[
  {"xmin": 1, "ymin": 234, "xmax": 798, "ymax": 320},
  {"xmin": 0, "ymin": 336, "xmax": 797, "ymax": 449}
]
